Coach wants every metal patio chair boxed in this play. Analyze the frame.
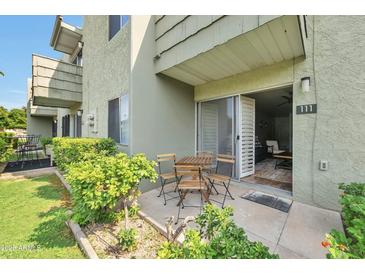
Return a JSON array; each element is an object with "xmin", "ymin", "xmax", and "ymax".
[
  {"xmin": 204, "ymin": 154, "xmax": 235, "ymax": 208},
  {"xmin": 156, "ymin": 153, "xmax": 181, "ymax": 206},
  {"xmin": 15, "ymin": 135, "xmax": 43, "ymax": 169},
  {"xmin": 175, "ymin": 165, "xmax": 210, "ymax": 224}
]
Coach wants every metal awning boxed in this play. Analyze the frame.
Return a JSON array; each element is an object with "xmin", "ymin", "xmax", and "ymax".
[
  {"xmin": 50, "ymin": 16, "xmax": 82, "ymax": 55},
  {"xmin": 160, "ymin": 16, "xmax": 305, "ymax": 86}
]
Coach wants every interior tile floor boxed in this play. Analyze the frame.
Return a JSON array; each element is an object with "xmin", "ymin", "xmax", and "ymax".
[
  {"xmin": 139, "ymin": 181, "xmax": 343, "ymax": 259},
  {"xmin": 241, "ymin": 158, "xmax": 292, "ymax": 192}
]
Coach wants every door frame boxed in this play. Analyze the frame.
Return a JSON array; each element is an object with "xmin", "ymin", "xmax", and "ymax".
[{"xmin": 195, "ymin": 83, "xmax": 294, "ymax": 181}]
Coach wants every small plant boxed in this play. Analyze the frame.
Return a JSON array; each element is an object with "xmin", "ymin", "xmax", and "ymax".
[
  {"xmin": 118, "ymin": 228, "xmax": 138, "ymax": 252},
  {"xmin": 322, "ymin": 182, "xmax": 365, "ymax": 259},
  {"xmin": 157, "ymin": 204, "xmax": 279, "ymax": 259},
  {"xmin": 40, "ymin": 137, "xmax": 53, "ymax": 147}
]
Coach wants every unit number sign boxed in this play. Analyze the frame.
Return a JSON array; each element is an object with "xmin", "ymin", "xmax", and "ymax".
[{"xmin": 296, "ymin": 104, "xmax": 317, "ymax": 114}]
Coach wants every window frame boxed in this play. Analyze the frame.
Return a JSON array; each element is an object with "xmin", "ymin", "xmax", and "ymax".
[
  {"xmin": 108, "ymin": 15, "xmax": 130, "ymax": 41},
  {"xmin": 119, "ymin": 94, "xmax": 129, "ymax": 146}
]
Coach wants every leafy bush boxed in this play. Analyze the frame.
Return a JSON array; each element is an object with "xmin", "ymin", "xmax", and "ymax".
[
  {"xmin": 118, "ymin": 228, "xmax": 138, "ymax": 251},
  {"xmin": 65, "ymin": 153, "xmax": 157, "ymax": 225},
  {"xmin": 322, "ymin": 183, "xmax": 365, "ymax": 259},
  {"xmin": 52, "ymin": 137, "xmax": 117, "ymax": 171},
  {"xmin": 0, "ymin": 132, "xmax": 16, "ymax": 149},
  {"xmin": 40, "ymin": 137, "xmax": 53, "ymax": 148},
  {"xmin": 157, "ymin": 204, "xmax": 279, "ymax": 259},
  {"xmin": 0, "ymin": 137, "xmax": 13, "ymax": 163}
]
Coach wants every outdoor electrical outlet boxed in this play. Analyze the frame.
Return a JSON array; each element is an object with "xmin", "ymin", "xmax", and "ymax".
[{"xmin": 319, "ymin": 160, "xmax": 329, "ymax": 171}]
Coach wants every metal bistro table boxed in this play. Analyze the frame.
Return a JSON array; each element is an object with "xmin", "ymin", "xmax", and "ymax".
[{"xmin": 175, "ymin": 155, "xmax": 214, "ymax": 204}]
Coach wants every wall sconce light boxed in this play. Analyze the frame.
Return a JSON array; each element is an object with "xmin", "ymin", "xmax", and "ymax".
[
  {"xmin": 301, "ymin": 77, "xmax": 310, "ymax": 93},
  {"xmin": 77, "ymin": 110, "xmax": 83, "ymax": 117}
]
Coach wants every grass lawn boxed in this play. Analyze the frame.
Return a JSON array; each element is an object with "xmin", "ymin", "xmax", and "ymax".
[{"xmin": 0, "ymin": 174, "xmax": 84, "ymax": 258}]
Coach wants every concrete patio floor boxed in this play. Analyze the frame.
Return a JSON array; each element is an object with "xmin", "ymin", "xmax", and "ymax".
[{"xmin": 138, "ymin": 181, "xmax": 344, "ymax": 259}]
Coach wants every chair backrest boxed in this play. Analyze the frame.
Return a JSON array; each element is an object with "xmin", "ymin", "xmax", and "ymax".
[
  {"xmin": 156, "ymin": 153, "xmax": 176, "ymax": 175},
  {"xmin": 30, "ymin": 135, "xmax": 41, "ymax": 146},
  {"xmin": 216, "ymin": 154, "xmax": 235, "ymax": 177},
  {"xmin": 174, "ymin": 165, "xmax": 202, "ymax": 180},
  {"xmin": 266, "ymin": 140, "xmax": 279, "ymax": 151}
]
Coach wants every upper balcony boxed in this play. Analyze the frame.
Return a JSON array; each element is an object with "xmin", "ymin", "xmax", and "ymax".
[
  {"xmin": 50, "ymin": 16, "xmax": 83, "ymax": 58},
  {"xmin": 154, "ymin": 15, "xmax": 306, "ymax": 85},
  {"xmin": 32, "ymin": 54, "xmax": 82, "ymax": 108}
]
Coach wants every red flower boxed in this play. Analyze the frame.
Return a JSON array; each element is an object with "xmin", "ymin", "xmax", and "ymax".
[{"xmin": 321, "ymin": 241, "xmax": 331, "ymax": 248}]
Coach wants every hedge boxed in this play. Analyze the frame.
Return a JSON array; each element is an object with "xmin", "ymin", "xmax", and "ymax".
[
  {"xmin": 322, "ymin": 183, "xmax": 365, "ymax": 258},
  {"xmin": 52, "ymin": 137, "xmax": 117, "ymax": 172}
]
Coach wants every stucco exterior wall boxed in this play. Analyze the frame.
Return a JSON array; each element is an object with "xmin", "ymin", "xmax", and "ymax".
[
  {"xmin": 26, "ymin": 79, "xmax": 55, "ymax": 137},
  {"xmin": 26, "ymin": 111, "xmax": 53, "ymax": 137},
  {"xmin": 131, "ymin": 16, "xmax": 195, "ymax": 191},
  {"xmin": 82, "ymin": 16, "xmax": 130, "ymax": 153},
  {"xmin": 194, "ymin": 16, "xmax": 365, "ymax": 211}
]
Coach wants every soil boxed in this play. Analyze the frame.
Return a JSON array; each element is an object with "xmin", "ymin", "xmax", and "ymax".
[{"xmin": 84, "ymin": 216, "xmax": 166, "ymax": 259}]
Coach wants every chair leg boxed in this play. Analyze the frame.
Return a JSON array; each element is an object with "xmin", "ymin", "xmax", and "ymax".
[
  {"xmin": 224, "ymin": 181, "xmax": 235, "ymax": 200},
  {"xmin": 174, "ymin": 176, "xmax": 181, "ymax": 192},
  {"xmin": 36, "ymin": 150, "xmax": 41, "ymax": 167},
  {"xmin": 200, "ymin": 189, "xmax": 204, "ymax": 214},
  {"xmin": 221, "ymin": 181, "xmax": 234, "ymax": 209},
  {"xmin": 157, "ymin": 177, "xmax": 167, "ymax": 206},
  {"xmin": 209, "ymin": 179, "xmax": 219, "ymax": 195},
  {"xmin": 175, "ymin": 190, "xmax": 184, "ymax": 225}
]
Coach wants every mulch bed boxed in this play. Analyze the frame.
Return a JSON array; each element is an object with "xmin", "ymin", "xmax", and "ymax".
[{"xmin": 84, "ymin": 217, "xmax": 166, "ymax": 259}]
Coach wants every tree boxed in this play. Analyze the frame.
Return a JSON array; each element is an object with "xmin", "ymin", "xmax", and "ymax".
[
  {"xmin": 7, "ymin": 108, "xmax": 26, "ymax": 129},
  {"xmin": 0, "ymin": 106, "xmax": 10, "ymax": 129}
]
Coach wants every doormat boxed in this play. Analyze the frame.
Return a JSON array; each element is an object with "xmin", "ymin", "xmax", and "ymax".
[
  {"xmin": 4, "ymin": 158, "xmax": 51, "ymax": 173},
  {"xmin": 240, "ymin": 191, "xmax": 292, "ymax": 213}
]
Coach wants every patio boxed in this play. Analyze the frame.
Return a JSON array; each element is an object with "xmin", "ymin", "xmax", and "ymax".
[{"xmin": 139, "ymin": 181, "xmax": 344, "ymax": 259}]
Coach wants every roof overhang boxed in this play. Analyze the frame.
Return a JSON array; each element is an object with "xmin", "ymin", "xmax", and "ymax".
[
  {"xmin": 50, "ymin": 16, "xmax": 83, "ymax": 55},
  {"xmin": 160, "ymin": 15, "xmax": 305, "ymax": 86}
]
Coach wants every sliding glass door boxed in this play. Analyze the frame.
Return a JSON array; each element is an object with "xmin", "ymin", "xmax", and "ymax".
[{"xmin": 198, "ymin": 97, "xmax": 235, "ymax": 160}]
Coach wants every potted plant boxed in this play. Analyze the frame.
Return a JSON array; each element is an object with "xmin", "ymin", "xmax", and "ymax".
[{"xmin": 0, "ymin": 138, "xmax": 13, "ymax": 173}]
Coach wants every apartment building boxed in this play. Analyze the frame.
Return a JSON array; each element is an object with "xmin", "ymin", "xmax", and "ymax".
[{"xmin": 29, "ymin": 15, "xmax": 365, "ymax": 211}]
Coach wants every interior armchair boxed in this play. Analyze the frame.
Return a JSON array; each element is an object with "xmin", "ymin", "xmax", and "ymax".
[{"xmin": 266, "ymin": 140, "xmax": 286, "ymax": 155}]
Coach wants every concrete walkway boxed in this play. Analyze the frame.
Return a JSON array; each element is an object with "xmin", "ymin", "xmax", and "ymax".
[{"xmin": 138, "ymin": 181, "xmax": 344, "ymax": 259}]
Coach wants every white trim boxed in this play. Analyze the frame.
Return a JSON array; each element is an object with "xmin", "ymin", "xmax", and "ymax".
[{"xmin": 196, "ymin": 83, "xmax": 293, "ymax": 103}]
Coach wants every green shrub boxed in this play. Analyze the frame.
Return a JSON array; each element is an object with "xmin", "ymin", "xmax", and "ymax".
[
  {"xmin": 157, "ymin": 204, "xmax": 279, "ymax": 259},
  {"xmin": 52, "ymin": 137, "xmax": 117, "ymax": 172},
  {"xmin": 118, "ymin": 228, "xmax": 138, "ymax": 251},
  {"xmin": 0, "ymin": 137, "xmax": 13, "ymax": 163},
  {"xmin": 65, "ymin": 153, "xmax": 157, "ymax": 225},
  {"xmin": 322, "ymin": 182, "xmax": 365, "ymax": 259},
  {"xmin": 0, "ymin": 132, "xmax": 16, "ymax": 149},
  {"xmin": 40, "ymin": 137, "xmax": 53, "ymax": 148}
]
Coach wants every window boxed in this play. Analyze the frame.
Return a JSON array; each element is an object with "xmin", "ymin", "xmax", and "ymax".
[
  {"xmin": 72, "ymin": 50, "xmax": 82, "ymax": 66},
  {"xmin": 108, "ymin": 98, "xmax": 120, "ymax": 142},
  {"xmin": 75, "ymin": 114, "xmax": 82, "ymax": 137},
  {"xmin": 62, "ymin": 115, "xmax": 70, "ymax": 137},
  {"xmin": 108, "ymin": 15, "xmax": 129, "ymax": 40},
  {"xmin": 120, "ymin": 94, "xmax": 129, "ymax": 145}
]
